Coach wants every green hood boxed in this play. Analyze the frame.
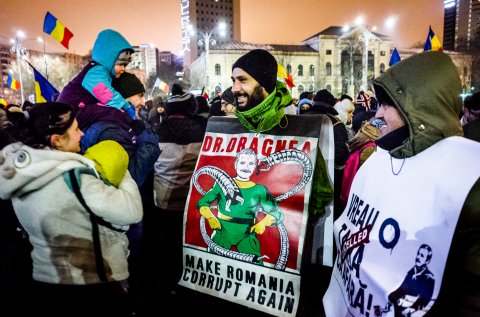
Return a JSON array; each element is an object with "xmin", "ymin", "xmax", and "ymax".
[{"xmin": 373, "ymin": 51, "xmax": 463, "ymax": 158}]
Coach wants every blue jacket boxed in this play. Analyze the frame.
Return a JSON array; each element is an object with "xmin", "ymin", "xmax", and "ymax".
[
  {"xmin": 80, "ymin": 109, "xmax": 160, "ymax": 187},
  {"xmin": 57, "ymin": 29, "xmax": 133, "ymax": 111}
]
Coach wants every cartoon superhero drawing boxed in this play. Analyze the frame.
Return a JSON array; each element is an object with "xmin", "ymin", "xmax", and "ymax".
[{"xmin": 193, "ymin": 148, "xmax": 313, "ymax": 270}]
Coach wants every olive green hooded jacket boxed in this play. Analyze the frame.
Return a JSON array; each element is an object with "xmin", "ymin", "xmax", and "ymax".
[{"xmin": 373, "ymin": 51, "xmax": 480, "ymax": 316}]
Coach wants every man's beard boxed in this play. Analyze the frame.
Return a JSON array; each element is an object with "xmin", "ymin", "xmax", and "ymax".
[{"xmin": 236, "ymin": 85, "xmax": 266, "ymax": 111}]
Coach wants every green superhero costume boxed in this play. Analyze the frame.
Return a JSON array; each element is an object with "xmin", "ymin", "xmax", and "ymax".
[{"xmin": 197, "ymin": 179, "xmax": 283, "ymax": 265}]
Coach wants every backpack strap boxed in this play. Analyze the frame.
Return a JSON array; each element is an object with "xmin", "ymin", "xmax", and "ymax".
[
  {"xmin": 68, "ymin": 169, "xmax": 108, "ymax": 282},
  {"xmin": 65, "ymin": 169, "xmax": 126, "ymax": 232}
]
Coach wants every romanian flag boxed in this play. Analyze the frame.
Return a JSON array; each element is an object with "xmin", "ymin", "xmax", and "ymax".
[
  {"xmin": 201, "ymin": 87, "xmax": 209, "ymax": 100},
  {"xmin": 423, "ymin": 26, "xmax": 443, "ymax": 52},
  {"xmin": 154, "ymin": 77, "xmax": 169, "ymax": 94},
  {"xmin": 285, "ymin": 73, "xmax": 295, "ymax": 88},
  {"xmin": 388, "ymin": 48, "xmax": 401, "ymax": 67},
  {"xmin": 159, "ymin": 81, "xmax": 169, "ymax": 94},
  {"xmin": 0, "ymin": 98, "xmax": 7, "ymax": 108},
  {"xmin": 28, "ymin": 63, "xmax": 59, "ymax": 103},
  {"xmin": 277, "ymin": 63, "xmax": 288, "ymax": 79},
  {"xmin": 43, "ymin": 11, "xmax": 74, "ymax": 49},
  {"xmin": 6, "ymin": 75, "xmax": 20, "ymax": 90},
  {"xmin": 277, "ymin": 63, "xmax": 295, "ymax": 88}
]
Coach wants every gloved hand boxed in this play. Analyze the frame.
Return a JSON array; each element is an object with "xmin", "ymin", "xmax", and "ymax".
[
  {"xmin": 199, "ymin": 206, "xmax": 221, "ymax": 230},
  {"xmin": 124, "ymin": 103, "xmax": 136, "ymax": 120},
  {"xmin": 250, "ymin": 214, "xmax": 276, "ymax": 235}
]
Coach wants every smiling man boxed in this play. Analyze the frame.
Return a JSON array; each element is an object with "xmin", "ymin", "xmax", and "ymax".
[
  {"xmin": 186, "ymin": 48, "xmax": 335, "ymax": 316},
  {"xmin": 323, "ymin": 51, "xmax": 480, "ymax": 317},
  {"xmin": 231, "ymin": 49, "xmax": 293, "ymax": 132}
]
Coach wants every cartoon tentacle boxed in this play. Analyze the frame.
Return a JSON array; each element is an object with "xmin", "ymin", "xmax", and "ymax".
[
  {"xmin": 257, "ymin": 149, "xmax": 313, "ymax": 201},
  {"xmin": 274, "ymin": 222, "xmax": 289, "ymax": 270},
  {"xmin": 193, "ymin": 165, "xmax": 244, "ymax": 207},
  {"xmin": 199, "ymin": 212, "xmax": 288, "ymax": 270}
]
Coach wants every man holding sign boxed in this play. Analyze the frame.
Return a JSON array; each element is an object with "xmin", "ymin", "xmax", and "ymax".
[{"xmin": 181, "ymin": 49, "xmax": 334, "ymax": 317}]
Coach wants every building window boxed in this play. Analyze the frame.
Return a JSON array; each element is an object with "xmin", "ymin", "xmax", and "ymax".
[
  {"xmin": 325, "ymin": 62, "xmax": 332, "ymax": 76},
  {"xmin": 215, "ymin": 63, "xmax": 221, "ymax": 76},
  {"xmin": 287, "ymin": 64, "xmax": 292, "ymax": 74},
  {"xmin": 308, "ymin": 84, "xmax": 314, "ymax": 92},
  {"xmin": 380, "ymin": 51, "xmax": 386, "ymax": 56},
  {"xmin": 298, "ymin": 65, "xmax": 303, "ymax": 76},
  {"xmin": 380, "ymin": 63, "xmax": 386, "ymax": 73},
  {"xmin": 326, "ymin": 85, "xmax": 332, "ymax": 92},
  {"xmin": 309, "ymin": 65, "xmax": 315, "ymax": 76},
  {"xmin": 298, "ymin": 85, "xmax": 304, "ymax": 95},
  {"xmin": 326, "ymin": 49, "xmax": 332, "ymax": 55}
]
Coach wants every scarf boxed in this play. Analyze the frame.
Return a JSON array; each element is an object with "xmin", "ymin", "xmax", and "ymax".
[
  {"xmin": 235, "ymin": 81, "xmax": 293, "ymax": 133},
  {"xmin": 376, "ymin": 125, "xmax": 409, "ymax": 152}
]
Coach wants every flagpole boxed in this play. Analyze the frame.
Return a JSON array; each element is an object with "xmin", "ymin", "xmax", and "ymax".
[
  {"xmin": 150, "ymin": 77, "xmax": 160, "ymax": 98},
  {"xmin": 9, "ymin": 31, "xmax": 44, "ymax": 105},
  {"xmin": 10, "ymin": 35, "xmax": 26, "ymax": 105},
  {"xmin": 42, "ymin": 33, "xmax": 48, "ymax": 79}
]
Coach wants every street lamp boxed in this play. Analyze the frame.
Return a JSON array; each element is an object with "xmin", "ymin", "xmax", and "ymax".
[
  {"xmin": 9, "ymin": 30, "xmax": 43, "ymax": 104},
  {"xmin": 349, "ymin": 16, "xmax": 380, "ymax": 91},
  {"xmin": 358, "ymin": 27, "xmax": 376, "ymax": 91},
  {"xmin": 188, "ymin": 22, "xmax": 227, "ymax": 95},
  {"xmin": 343, "ymin": 15, "xmax": 397, "ymax": 93}
]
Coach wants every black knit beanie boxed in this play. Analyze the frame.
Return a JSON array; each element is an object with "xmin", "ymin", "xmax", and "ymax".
[
  {"xmin": 221, "ymin": 87, "xmax": 235, "ymax": 105},
  {"xmin": 195, "ymin": 95, "xmax": 210, "ymax": 114},
  {"xmin": 232, "ymin": 49, "xmax": 277, "ymax": 93},
  {"xmin": 112, "ymin": 72, "xmax": 145, "ymax": 99},
  {"xmin": 209, "ymin": 98, "xmax": 225, "ymax": 117},
  {"xmin": 164, "ymin": 92, "xmax": 196, "ymax": 116},
  {"xmin": 171, "ymin": 83, "xmax": 185, "ymax": 96},
  {"xmin": 314, "ymin": 89, "xmax": 337, "ymax": 106}
]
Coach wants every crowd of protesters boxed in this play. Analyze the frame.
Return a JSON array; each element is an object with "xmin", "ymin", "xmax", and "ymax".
[{"xmin": 0, "ymin": 28, "xmax": 479, "ymax": 317}]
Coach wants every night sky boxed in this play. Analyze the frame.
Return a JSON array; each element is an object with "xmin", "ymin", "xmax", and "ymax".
[{"xmin": 0, "ymin": 0, "xmax": 444, "ymax": 55}]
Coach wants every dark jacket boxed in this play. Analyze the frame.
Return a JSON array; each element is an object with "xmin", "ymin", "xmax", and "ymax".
[
  {"xmin": 80, "ymin": 106, "xmax": 160, "ymax": 187},
  {"xmin": 153, "ymin": 114, "xmax": 207, "ymax": 211},
  {"xmin": 463, "ymin": 117, "xmax": 480, "ymax": 142},
  {"xmin": 302, "ymin": 101, "xmax": 350, "ymax": 217},
  {"xmin": 302, "ymin": 102, "xmax": 349, "ymax": 167},
  {"xmin": 56, "ymin": 63, "xmax": 98, "ymax": 111},
  {"xmin": 352, "ymin": 96, "xmax": 378, "ymax": 133}
]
